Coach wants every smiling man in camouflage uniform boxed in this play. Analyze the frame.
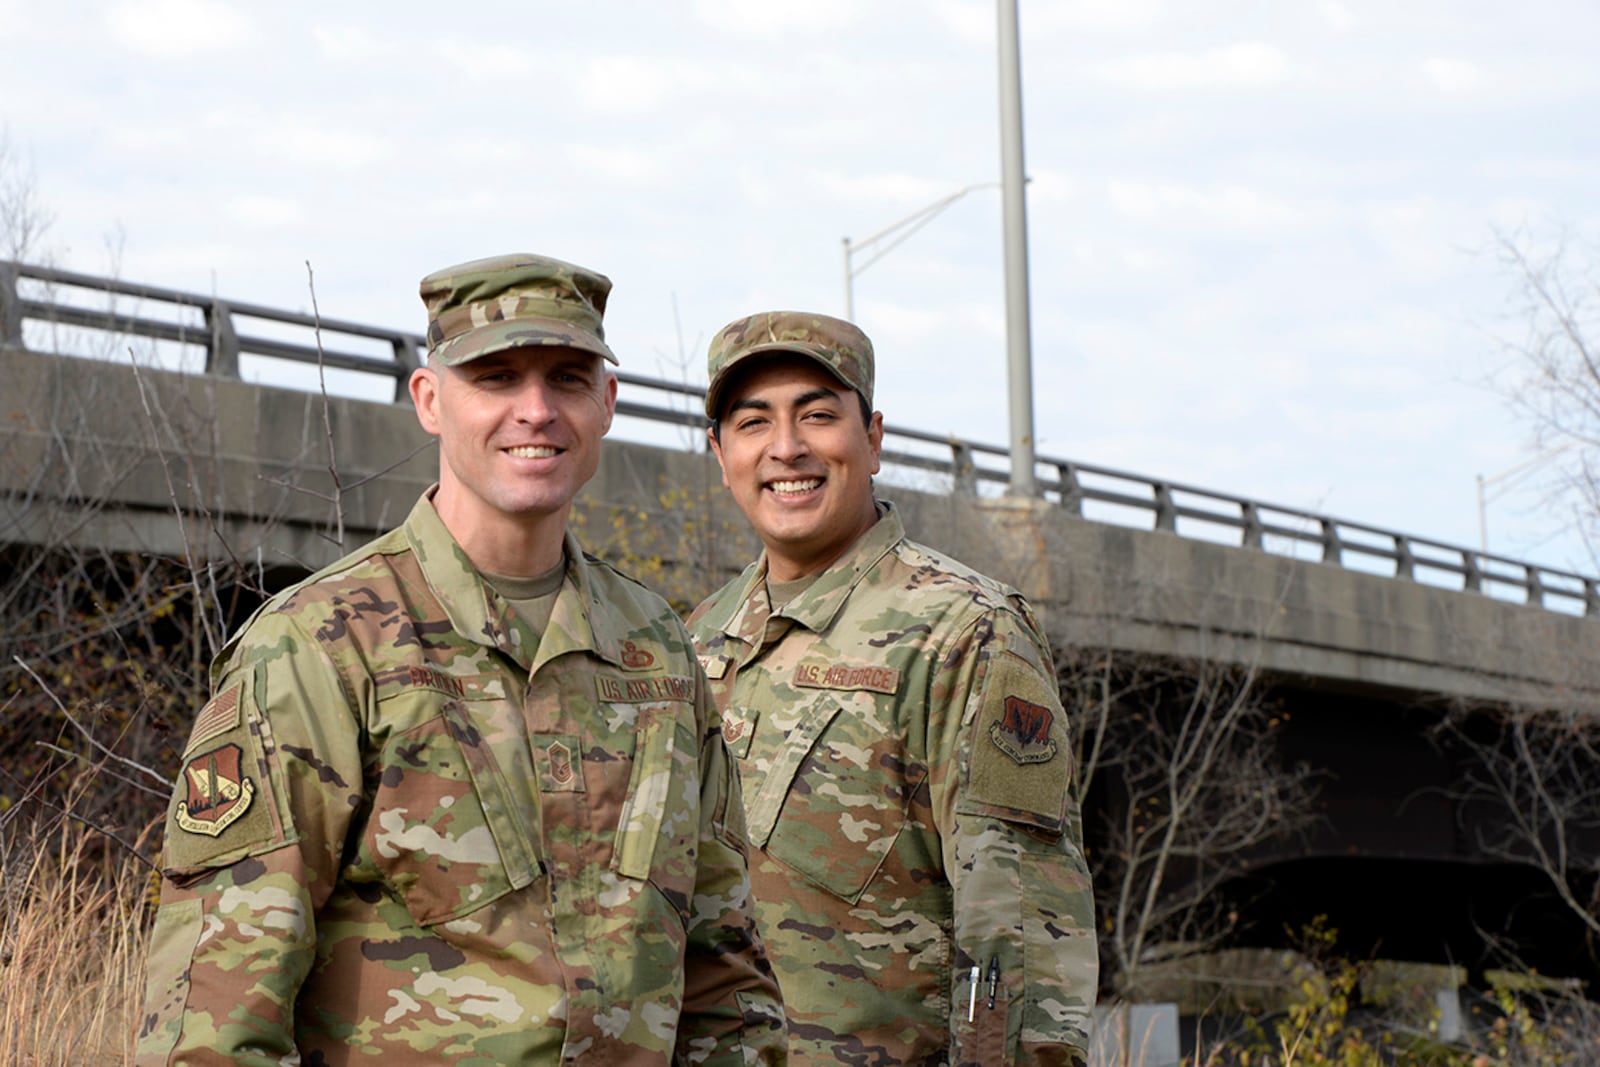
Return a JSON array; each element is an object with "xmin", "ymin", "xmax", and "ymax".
[
  {"xmin": 689, "ymin": 311, "xmax": 1096, "ymax": 1065},
  {"xmin": 136, "ymin": 254, "xmax": 784, "ymax": 1065}
]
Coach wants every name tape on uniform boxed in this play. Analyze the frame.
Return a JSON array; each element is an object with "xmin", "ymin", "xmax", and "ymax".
[
  {"xmin": 596, "ymin": 674, "xmax": 695, "ymax": 703},
  {"xmin": 792, "ymin": 661, "xmax": 901, "ymax": 696}
]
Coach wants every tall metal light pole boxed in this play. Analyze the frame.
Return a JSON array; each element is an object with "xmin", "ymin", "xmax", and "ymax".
[
  {"xmin": 842, "ymin": 182, "xmax": 1001, "ymax": 322},
  {"xmin": 997, "ymin": 0, "xmax": 1037, "ymax": 496}
]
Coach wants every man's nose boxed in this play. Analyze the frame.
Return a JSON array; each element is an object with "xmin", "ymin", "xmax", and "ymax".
[
  {"xmin": 514, "ymin": 381, "xmax": 557, "ymax": 425},
  {"xmin": 767, "ymin": 417, "xmax": 809, "ymax": 461}
]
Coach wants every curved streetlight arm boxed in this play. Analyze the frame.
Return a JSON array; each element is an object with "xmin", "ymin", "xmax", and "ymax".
[
  {"xmin": 1476, "ymin": 441, "xmax": 1577, "ymax": 552},
  {"xmin": 848, "ymin": 183, "xmax": 998, "ymax": 274},
  {"xmin": 842, "ymin": 181, "xmax": 1002, "ymax": 320}
]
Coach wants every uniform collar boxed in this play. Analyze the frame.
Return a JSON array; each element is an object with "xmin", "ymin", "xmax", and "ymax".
[
  {"xmin": 403, "ymin": 489, "xmax": 623, "ymax": 673},
  {"xmin": 708, "ymin": 500, "xmax": 903, "ymax": 646}
]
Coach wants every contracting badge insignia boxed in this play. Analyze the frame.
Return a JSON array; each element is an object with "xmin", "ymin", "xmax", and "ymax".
[
  {"xmin": 174, "ymin": 743, "xmax": 255, "ymax": 837},
  {"xmin": 992, "ymin": 695, "xmax": 1059, "ymax": 765}
]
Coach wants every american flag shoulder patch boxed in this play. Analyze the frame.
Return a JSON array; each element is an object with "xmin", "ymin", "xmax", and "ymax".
[{"xmin": 187, "ymin": 684, "xmax": 242, "ymax": 752}]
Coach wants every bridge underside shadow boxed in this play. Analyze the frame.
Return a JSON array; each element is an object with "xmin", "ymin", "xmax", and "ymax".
[
  {"xmin": 1261, "ymin": 678, "xmax": 1598, "ymax": 987},
  {"xmin": 1216, "ymin": 854, "xmax": 1600, "ymax": 990},
  {"xmin": 1080, "ymin": 667, "xmax": 1600, "ymax": 996}
]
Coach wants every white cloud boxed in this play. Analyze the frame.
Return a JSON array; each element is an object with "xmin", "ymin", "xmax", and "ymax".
[
  {"xmin": 1022, "ymin": 168, "xmax": 1076, "ymax": 206},
  {"xmin": 939, "ymin": 0, "xmax": 1165, "ymax": 41},
  {"xmin": 1318, "ymin": 0, "xmax": 1356, "ymax": 32},
  {"xmin": 1477, "ymin": 158, "xmax": 1600, "ymax": 183},
  {"xmin": 107, "ymin": 124, "xmax": 190, "ymax": 152},
  {"xmin": 1422, "ymin": 57, "xmax": 1484, "ymax": 94},
  {"xmin": 105, "ymin": 0, "xmax": 253, "ymax": 56},
  {"xmin": 1107, "ymin": 180, "xmax": 1301, "ymax": 229},
  {"xmin": 254, "ymin": 124, "xmax": 389, "ymax": 170},
  {"xmin": 818, "ymin": 171, "xmax": 971, "ymax": 208},
  {"xmin": 1112, "ymin": 243, "xmax": 1177, "ymax": 274},
  {"xmin": 1358, "ymin": 197, "xmax": 1458, "ymax": 276},
  {"xmin": 1092, "ymin": 42, "xmax": 1296, "ymax": 90},
  {"xmin": 1035, "ymin": 0, "xmax": 1164, "ymax": 32},
  {"xmin": 1483, "ymin": 195, "xmax": 1553, "ymax": 231},
  {"xmin": 434, "ymin": 40, "xmax": 536, "ymax": 82},
  {"xmin": 435, "ymin": 136, "xmax": 532, "ymax": 167},
  {"xmin": 863, "ymin": 301, "xmax": 967, "ymax": 341},
  {"xmin": 931, "ymin": 0, "xmax": 991, "ymax": 43},
  {"xmin": 0, "ymin": 0, "xmax": 30, "ymax": 35},
  {"xmin": 692, "ymin": 0, "xmax": 861, "ymax": 37},
  {"xmin": 312, "ymin": 24, "xmax": 390, "ymax": 61},
  {"xmin": 578, "ymin": 55, "xmax": 713, "ymax": 118},
  {"xmin": 226, "ymin": 196, "xmax": 304, "ymax": 228},
  {"xmin": 134, "ymin": 242, "xmax": 253, "ymax": 281},
  {"xmin": 569, "ymin": 143, "xmax": 664, "ymax": 184}
]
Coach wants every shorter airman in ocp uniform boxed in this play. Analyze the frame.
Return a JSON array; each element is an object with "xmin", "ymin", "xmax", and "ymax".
[
  {"xmin": 690, "ymin": 311, "xmax": 1097, "ymax": 1065},
  {"xmin": 136, "ymin": 254, "xmax": 785, "ymax": 1065}
]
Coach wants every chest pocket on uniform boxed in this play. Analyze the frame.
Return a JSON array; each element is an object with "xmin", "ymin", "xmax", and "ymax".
[
  {"xmin": 745, "ymin": 693, "xmax": 915, "ymax": 903},
  {"xmin": 583, "ymin": 701, "xmax": 701, "ymax": 929},
  {"xmin": 364, "ymin": 697, "xmax": 541, "ymax": 928},
  {"xmin": 610, "ymin": 706, "xmax": 686, "ymax": 880}
]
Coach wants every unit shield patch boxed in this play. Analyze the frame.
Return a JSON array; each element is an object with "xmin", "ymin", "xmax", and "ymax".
[
  {"xmin": 990, "ymin": 695, "xmax": 1058, "ymax": 765},
  {"xmin": 175, "ymin": 743, "xmax": 257, "ymax": 837}
]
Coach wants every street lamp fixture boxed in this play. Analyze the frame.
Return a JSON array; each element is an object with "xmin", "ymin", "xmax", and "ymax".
[
  {"xmin": 1476, "ymin": 442, "xmax": 1574, "ymax": 553},
  {"xmin": 841, "ymin": 182, "xmax": 1002, "ymax": 322}
]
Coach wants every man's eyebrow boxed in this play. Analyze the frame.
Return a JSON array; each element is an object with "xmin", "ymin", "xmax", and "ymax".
[
  {"xmin": 727, "ymin": 386, "xmax": 842, "ymax": 416},
  {"xmin": 727, "ymin": 396, "xmax": 773, "ymax": 415},
  {"xmin": 793, "ymin": 387, "xmax": 842, "ymax": 407}
]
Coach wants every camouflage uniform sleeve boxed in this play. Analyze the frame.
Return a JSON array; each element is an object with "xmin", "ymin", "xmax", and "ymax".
[
  {"xmin": 136, "ymin": 611, "xmax": 362, "ymax": 1066},
  {"xmin": 675, "ymin": 660, "xmax": 787, "ymax": 1066},
  {"xmin": 931, "ymin": 605, "xmax": 1097, "ymax": 1067}
]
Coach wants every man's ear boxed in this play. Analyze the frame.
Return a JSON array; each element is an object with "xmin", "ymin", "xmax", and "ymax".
[
  {"xmin": 600, "ymin": 371, "xmax": 618, "ymax": 435},
  {"xmin": 708, "ymin": 426, "xmax": 731, "ymax": 489},
  {"xmin": 867, "ymin": 410, "xmax": 884, "ymax": 475},
  {"xmin": 410, "ymin": 366, "xmax": 441, "ymax": 435}
]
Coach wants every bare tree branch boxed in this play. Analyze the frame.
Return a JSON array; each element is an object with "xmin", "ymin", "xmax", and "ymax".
[{"xmin": 11, "ymin": 656, "xmax": 171, "ymax": 790}]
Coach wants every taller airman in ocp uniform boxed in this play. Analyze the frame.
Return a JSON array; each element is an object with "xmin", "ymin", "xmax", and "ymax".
[
  {"xmin": 136, "ymin": 254, "xmax": 785, "ymax": 1065},
  {"xmin": 689, "ymin": 311, "xmax": 1097, "ymax": 1065}
]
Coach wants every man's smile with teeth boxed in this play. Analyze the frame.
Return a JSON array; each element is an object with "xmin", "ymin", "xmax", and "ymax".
[
  {"xmin": 769, "ymin": 478, "xmax": 822, "ymax": 494},
  {"xmin": 507, "ymin": 445, "xmax": 559, "ymax": 458}
]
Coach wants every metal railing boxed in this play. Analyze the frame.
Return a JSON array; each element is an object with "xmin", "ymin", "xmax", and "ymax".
[{"xmin": 4, "ymin": 258, "xmax": 1596, "ymax": 617}]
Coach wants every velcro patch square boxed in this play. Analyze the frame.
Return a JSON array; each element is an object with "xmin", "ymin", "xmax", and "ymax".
[
  {"xmin": 533, "ymin": 733, "xmax": 587, "ymax": 793},
  {"xmin": 185, "ymin": 684, "xmax": 241, "ymax": 753},
  {"xmin": 721, "ymin": 707, "xmax": 756, "ymax": 760},
  {"xmin": 959, "ymin": 648, "xmax": 1071, "ymax": 833}
]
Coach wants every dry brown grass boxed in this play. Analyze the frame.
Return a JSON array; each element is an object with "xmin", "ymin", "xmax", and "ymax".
[{"xmin": 0, "ymin": 816, "xmax": 155, "ymax": 1066}]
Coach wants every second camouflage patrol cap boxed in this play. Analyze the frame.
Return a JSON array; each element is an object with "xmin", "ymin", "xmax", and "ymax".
[
  {"xmin": 420, "ymin": 252, "xmax": 617, "ymax": 367},
  {"xmin": 705, "ymin": 310, "xmax": 874, "ymax": 419}
]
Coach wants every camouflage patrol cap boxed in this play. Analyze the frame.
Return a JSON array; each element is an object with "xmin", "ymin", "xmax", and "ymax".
[
  {"xmin": 420, "ymin": 253, "xmax": 617, "ymax": 366},
  {"xmin": 705, "ymin": 310, "xmax": 874, "ymax": 419}
]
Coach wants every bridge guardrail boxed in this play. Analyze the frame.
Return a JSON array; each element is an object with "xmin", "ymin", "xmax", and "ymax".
[{"xmin": 5, "ymin": 258, "xmax": 1596, "ymax": 617}]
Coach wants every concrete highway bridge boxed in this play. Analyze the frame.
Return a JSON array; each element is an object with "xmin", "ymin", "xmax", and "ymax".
[{"xmin": 5, "ymin": 260, "xmax": 1599, "ymax": 995}]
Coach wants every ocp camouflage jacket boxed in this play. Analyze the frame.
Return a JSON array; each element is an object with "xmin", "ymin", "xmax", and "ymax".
[
  {"xmin": 137, "ymin": 492, "xmax": 784, "ymax": 1065},
  {"xmin": 690, "ymin": 504, "xmax": 1096, "ymax": 1066}
]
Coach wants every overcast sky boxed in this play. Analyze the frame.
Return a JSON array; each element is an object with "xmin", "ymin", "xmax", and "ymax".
[{"xmin": 4, "ymin": 0, "xmax": 1598, "ymax": 577}]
